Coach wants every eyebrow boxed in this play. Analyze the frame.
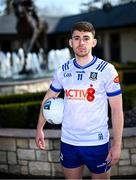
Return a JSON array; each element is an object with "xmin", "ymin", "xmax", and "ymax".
[{"xmin": 72, "ymin": 35, "xmax": 90, "ymax": 38}]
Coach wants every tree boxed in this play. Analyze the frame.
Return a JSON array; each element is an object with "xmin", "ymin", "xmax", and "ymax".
[
  {"xmin": 1, "ymin": 0, "xmax": 38, "ymax": 15},
  {"xmin": 5, "ymin": 0, "xmax": 13, "ymax": 14},
  {"xmin": 119, "ymin": 0, "xmax": 136, "ymax": 4},
  {"xmin": 80, "ymin": 0, "xmax": 136, "ymax": 13},
  {"xmin": 0, "ymin": 0, "xmax": 14, "ymax": 15},
  {"xmin": 81, "ymin": 0, "xmax": 113, "ymax": 12}
]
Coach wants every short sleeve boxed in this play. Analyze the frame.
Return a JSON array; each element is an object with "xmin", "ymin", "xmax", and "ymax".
[
  {"xmin": 50, "ymin": 69, "xmax": 63, "ymax": 93},
  {"xmin": 105, "ymin": 64, "xmax": 122, "ymax": 97}
]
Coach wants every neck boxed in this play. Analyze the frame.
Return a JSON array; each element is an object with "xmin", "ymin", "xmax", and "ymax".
[{"xmin": 75, "ymin": 55, "xmax": 94, "ymax": 66}]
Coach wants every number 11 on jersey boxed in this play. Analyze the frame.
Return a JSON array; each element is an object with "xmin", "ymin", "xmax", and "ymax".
[{"xmin": 77, "ymin": 74, "xmax": 83, "ymax": 80}]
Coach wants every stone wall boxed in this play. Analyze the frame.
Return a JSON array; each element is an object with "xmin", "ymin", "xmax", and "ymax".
[{"xmin": 0, "ymin": 128, "xmax": 136, "ymax": 178}]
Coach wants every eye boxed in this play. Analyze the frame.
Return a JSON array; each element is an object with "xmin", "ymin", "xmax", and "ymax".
[
  {"xmin": 73, "ymin": 37, "xmax": 80, "ymax": 41},
  {"xmin": 83, "ymin": 37, "xmax": 90, "ymax": 41}
]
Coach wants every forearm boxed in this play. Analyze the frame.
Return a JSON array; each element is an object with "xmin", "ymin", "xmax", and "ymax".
[
  {"xmin": 36, "ymin": 111, "xmax": 46, "ymax": 131},
  {"xmin": 109, "ymin": 94, "xmax": 124, "ymax": 146},
  {"xmin": 107, "ymin": 95, "xmax": 124, "ymax": 165},
  {"xmin": 111, "ymin": 109, "xmax": 124, "ymax": 146}
]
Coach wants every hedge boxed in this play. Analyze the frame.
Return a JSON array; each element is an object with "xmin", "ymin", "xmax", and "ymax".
[
  {"xmin": 122, "ymin": 85, "xmax": 136, "ymax": 111},
  {"xmin": 0, "ymin": 90, "xmax": 64, "ymax": 129},
  {"xmin": 0, "ymin": 92, "xmax": 45, "ymax": 105},
  {"xmin": 0, "ymin": 90, "xmax": 64, "ymax": 105},
  {"xmin": 0, "ymin": 86, "xmax": 135, "ymax": 129},
  {"xmin": 0, "ymin": 101, "xmax": 40, "ymax": 128},
  {"xmin": 0, "ymin": 100, "xmax": 61, "ymax": 129}
]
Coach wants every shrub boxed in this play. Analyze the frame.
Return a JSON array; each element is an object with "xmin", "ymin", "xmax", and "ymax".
[
  {"xmin": 0, "ymin": 101, "xmax": 40, "ymax": 128},
  {"xmin": 0, "ymin": 90, "xmax": 64, "ymax": 105},
  {"xmin": 0, "ymin": 92, "xmax": 45, "ymax": 105},
  {"xmin": 122, "ymin": 85, "xmax": 136, "ymax": 111},
  {"xmin": 0, "ymin": 90, "xmax": 64, "ymax": 129}
]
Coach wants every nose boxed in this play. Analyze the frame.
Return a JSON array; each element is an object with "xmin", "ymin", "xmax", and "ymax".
[{"xmin": 79, "ymin": 38, "xmax": 85, "ymax": 45}]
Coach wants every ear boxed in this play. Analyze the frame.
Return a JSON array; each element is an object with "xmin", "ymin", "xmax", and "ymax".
[
  {"xmin": 92, "ymin": 39, "xmax": 97, "ymax": 48},
  {"xmin": 69, "ymin": 39, "xmax": 73, "ymax": 48}
]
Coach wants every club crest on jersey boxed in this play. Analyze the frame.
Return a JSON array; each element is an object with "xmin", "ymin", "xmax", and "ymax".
[{"xmin": 89, "ymin": 72, "xmax": 97, "ymax": 81}]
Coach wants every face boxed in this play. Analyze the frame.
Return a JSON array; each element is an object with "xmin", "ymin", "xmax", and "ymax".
[{"xmin": 69, "ymin": 30, "xmax": 97, "ymax": 58}]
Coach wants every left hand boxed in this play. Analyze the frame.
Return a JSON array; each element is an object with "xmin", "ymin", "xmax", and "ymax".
[{"xmin": 106, "ymin": 144, "xmax": 121, "ymax": 166}]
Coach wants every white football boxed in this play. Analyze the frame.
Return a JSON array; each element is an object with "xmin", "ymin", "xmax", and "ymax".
[{"xmin": 42, "ymin": 97, "xmax": 64, "ymax": 124}]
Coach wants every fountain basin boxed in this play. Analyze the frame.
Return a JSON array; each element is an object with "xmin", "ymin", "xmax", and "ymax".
[{"xmin": 0, "ymin": 71, "xmax": 53, "ymax": 95}]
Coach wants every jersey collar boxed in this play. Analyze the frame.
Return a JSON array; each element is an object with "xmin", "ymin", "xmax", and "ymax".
[{"xmin": 73, "ymin": 56, "xmax": 97, "ymax": 69}]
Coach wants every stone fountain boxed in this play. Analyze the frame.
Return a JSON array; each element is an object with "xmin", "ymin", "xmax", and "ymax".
[{"xmin": 0, "ymin": 47, "xmax": 71, "ymax": 95}]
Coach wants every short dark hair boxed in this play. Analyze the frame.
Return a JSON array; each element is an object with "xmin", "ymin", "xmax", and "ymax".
[{"xmin": 71, "ymin": 21, "xmax": 95, "ymax": 37}]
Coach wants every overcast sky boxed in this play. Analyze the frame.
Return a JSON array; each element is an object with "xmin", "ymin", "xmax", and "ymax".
[
  {"xmin": 0, "ymin": 0, "xmax": 120, "ymax": 17},
  {"xmin": 35, "ymin": 0, "xmax": 88, "ymax": 16},
  {"xmin": 35, "ymin": 0, "xmax": 120, "ymax": 17}
]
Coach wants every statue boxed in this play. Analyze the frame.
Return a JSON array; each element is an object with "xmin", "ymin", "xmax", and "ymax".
[{"xmin": 12, "ymin": 0, "xmax": 48, "ymax": 73}]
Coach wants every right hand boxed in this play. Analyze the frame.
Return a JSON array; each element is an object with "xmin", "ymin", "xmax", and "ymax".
[{"xmin": 35, "ymin": 129, "xmax": 45, "ymax": 150}]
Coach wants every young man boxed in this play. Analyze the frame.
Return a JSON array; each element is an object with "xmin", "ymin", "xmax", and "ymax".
[{"xmin": 35, "ymin": 21, "xmax": 124, "ymax": 179}]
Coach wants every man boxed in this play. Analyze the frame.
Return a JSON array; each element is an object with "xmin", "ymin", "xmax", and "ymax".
[{"xmin": 35, "ymin": 21, "xmax": 124, "ymax": 179}]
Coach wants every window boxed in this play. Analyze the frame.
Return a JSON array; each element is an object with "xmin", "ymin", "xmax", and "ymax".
[
  {"xmin": 110, "ymin": 33, "xmax": 120, "ymax": 62},
  {"xmin": 93, "ymin": 34, "xmax": 104, "ymax": 58}
]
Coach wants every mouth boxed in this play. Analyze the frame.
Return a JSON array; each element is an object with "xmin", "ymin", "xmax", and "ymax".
[{"xmin": 77, "ymin": 47, "xmax": 86, "ymax": 52}]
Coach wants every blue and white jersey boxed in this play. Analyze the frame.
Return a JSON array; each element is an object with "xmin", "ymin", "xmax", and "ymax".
[{"xmin": 50, "ymin": 56, "xmax": 122, "ymax": 146}]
